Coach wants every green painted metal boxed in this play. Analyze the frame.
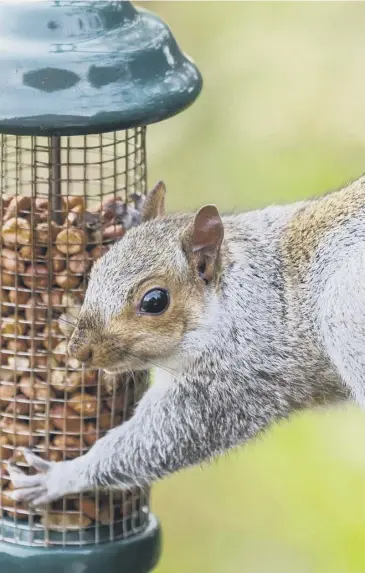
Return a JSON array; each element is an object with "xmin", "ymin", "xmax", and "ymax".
[
  {"xmin": 0, "ymin": 509, "xmax": 149, "ymax": 545},
  {"xmin": 0, "ymin": 514, "xmax": 161, "ymax": 573},
  {"xmin": 0, "ymin": 1, "xmax": 202, "ymax": 136}
]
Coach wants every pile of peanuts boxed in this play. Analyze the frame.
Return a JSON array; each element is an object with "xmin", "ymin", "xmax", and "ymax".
[{"xmin": 0, "ymin": 193, "xmax": 145, "ymax": 531}]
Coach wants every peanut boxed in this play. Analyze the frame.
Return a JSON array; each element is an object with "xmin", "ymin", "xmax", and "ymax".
[
  {"xmin": 99, "ymin": 408, "xmax": 122, "ymax": 430},
  {"xmin": 56, "ymin": 228, "xmax": 85, "ymax": 255},
  {"xmin": 67, "ymin": 196, "xmax": 86, "ymax": 211},
  {"xmin": 1, "ymin": 217, "xmax": 31, "ymax": 246},
  {"xmin": 83, "ymin": 369, "xmax": 97, "ymax": 387},
  {"xmin": 19, "ymin": 245, "xmax": 45, "ymax": 260},
  {"xmin": 1, "ymin": 288, "xmax": 10, "ymax": 315},
  {"xmin": 42, "ymin": 320, "xmax": 62, "ymax": 350},
  {"xmin": 68, "ymin": 251, "xmax": 91, "ymax": 275},
  {"xmin": 68, "ymin": 393, "xmax": 98, "ymax": 417},
  {"xmin": 61, "ymin": 291, "xmax": 83, "ymax": 307},
  {"xmin": 24, "ymin": 296, "xmax": 48, "ymax": 324},
  {"xmin": 0, "ymin": 351, "xmax": 8, "ymax": 366},
  {"xmin": 75, "ymin": 498, "xmax": 96, "ymax": 520},
  {"xmin": 68, "ymin": 357, "xmax": 82, "ymax": 370},
  {"xmin": 52, "ymin": 435, "xmax": 85, "ymax": 459},
  {"xmin": 89, "ymin": 245, "xmax": 109, "ymax": 260},
  {"xmin": 8, "ymin": 289, "xmax": 30, "ymax": 305},
  {"xmin": 0, "ymin": 489, "xmax": 16, "ymax": 510},
  {"xmin": 67, "ymin": 371, "xmax": 83, "ymax": 392},
  {"xmin": 9, "ymin": 447, "xmax": 28, "ymax": 466},
  {"xmin": 49, "ymin": 247, "xmax": 66, "ymax": 273},
  {"xmin": 40, "ymin": 512, "xmax": 92, "ymax": 531},
  {"xmin": 58, "ymin": 313, "xmax": 76, "ymax": 337},
  {"xmin": 83, "ymin": 422, "xmax": 99, "ymax": 446},
  {"xmin": 0, "ymin": 434, "xmax": 12, "ymax": 461},
  {"xmin": 50, "ymin": 405, "xmax": 81, "ymax": 433},
  {"xmin": 7, "ymin": 356, "xmax": 30, "ymax": 372},
  {"xmin": 35, "ymin": 221, "xmax": 59, "ymax": 245},
  {"xmin": 0, "ymin": 383, "xmax": 17, "ymax": 406},
  {"xmin": 61, "ymin": 292, "xmax": 82, "ymax": 319},
  {"xmin": 1, "ymin": 269, "xmax": 16, "ymax": 288},
  {"xmin": 1, "ymin": 316, "xmax": 26, "ymax": 336},
  {"xmin": 36, "ymin": 440, "xmax": 63, "ymax": 463},
  {"xmin": 49, "ymin": 369, "xmax": 66, "ymax": 392},
  {"xmin": 0, "ymin": 368, "xmax": 15, "ymax": 383},
  {"xmin": 7, "ymin": 338, "xmax": 28, "ymax": 353},
  {"xmin": 5, "ymin": 396, "xmax": 30, "ymax": 417},
  {"xmin": 1, "ymin": 419, "xmax": 37, "ymax": 447},
  {"xmin": 22, "ymin": 264, "xmax": 52, "ymax": 290},
  {"xmin": 0, "ymin": 466, "xmax": 10, "ymax": 488},
  {"xmin": 4, "ymin": 196, "xmax": 32, "ymax": 221},
  {"xmin": 106, "ymin": 390, "xmax": 127, "ymax": 412},
  {"xmin": 72, "ymin": 205, "xmax": 84, "ymax": 215},
  {"xmin": 40, "ymin": 289, "xmax": 63, "ymax": 309},
  {"xmin": 19, "ymin": 376, "xmax": 51, "ymax": 401},
  {"xmin": 0, "ymin": 248, "xmax": 26, "ymax": 274},
  {"xmin": 31, "ymin": 417, "xmax": 53, "ymax": 434},
  {"xmin": 55, "ymin": 269, "xmax": 81, "ymax": 290},
  {"xmin": 50, "ymin": 370, "xmax": 81, "ymax": 393},
  {"xmin": 1, "ymin": 195, "xmax": 13, "ymax": 213},
  {"xmin": 35, "ymin": 197, "xmax": 51, "ymax": 211},
  {"xmin": 65, "ymin": 211, "xmax": 79, "ymax": 227},
  {"xmin": 53, "ymin": 340, "xmax": 68, "ymax": 365},
  {"xmin": 30, "ymin": 352, "xmax": 47, "ymax": 373}
]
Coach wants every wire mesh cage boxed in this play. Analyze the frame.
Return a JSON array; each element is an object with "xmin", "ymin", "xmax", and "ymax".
[
  {"xmin": 0, "ymin": 0, "xmax": 202, "ymax": 570},
  {"xmin": 0, "ymin": 130, "xmax": 150, "ymax": 546}
]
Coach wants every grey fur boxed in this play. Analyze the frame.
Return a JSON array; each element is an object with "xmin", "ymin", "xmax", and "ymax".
[{"xmin": 9, "ymin": 179, "xmax": 361, "ymax": 504}]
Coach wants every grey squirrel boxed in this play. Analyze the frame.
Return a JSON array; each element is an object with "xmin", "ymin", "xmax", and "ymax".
[{"xmin": 9, "ymin": 174, "xmax": 365, "ymax": 505}]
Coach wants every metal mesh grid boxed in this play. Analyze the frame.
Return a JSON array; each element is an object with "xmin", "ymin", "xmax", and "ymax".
[{"xmin": 0, "ymin": 128, "xmax": 150, "ymax": 546}]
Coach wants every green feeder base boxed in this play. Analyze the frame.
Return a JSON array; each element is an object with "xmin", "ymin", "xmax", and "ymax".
[{"xmin": 0, "ymin": 513, "xmax": 161, "ymax": 573}]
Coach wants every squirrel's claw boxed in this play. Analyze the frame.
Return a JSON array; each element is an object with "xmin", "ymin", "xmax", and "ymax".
[
  {"xmin": 23, "ymin": 448, "xmax": 53, "ymax": 472},
  {"xmin": 9, "ymin": 485, "xmax": 48, "ymax": 505},
  {"xmin": 7, "ymin": 449, "xmax": 64, "ymax": 506}
]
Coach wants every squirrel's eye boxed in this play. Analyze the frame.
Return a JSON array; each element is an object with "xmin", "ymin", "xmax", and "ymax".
[{"xmin": 139, "ymin": 288, "xmax": 170, "ymax": 315}]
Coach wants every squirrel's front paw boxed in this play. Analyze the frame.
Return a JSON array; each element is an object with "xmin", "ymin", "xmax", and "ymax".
[{"xmin": 7, "ymin": 449, "xmax": 72, "ymax": 506}]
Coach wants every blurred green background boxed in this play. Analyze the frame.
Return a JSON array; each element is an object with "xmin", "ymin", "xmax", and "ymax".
[{"xmin": 139, "ymin": 3, "xmax": 365, "ymax": 572}]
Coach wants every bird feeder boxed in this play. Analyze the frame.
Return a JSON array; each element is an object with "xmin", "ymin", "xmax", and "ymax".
[{"xmin": 0, "ymin": 2, "xmax": 202, "ymax": 572}]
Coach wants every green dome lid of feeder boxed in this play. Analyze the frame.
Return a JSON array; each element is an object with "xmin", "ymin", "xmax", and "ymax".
[{"xmin": 0, "ymin": 0, "xmax": 202, "ymax": 136}]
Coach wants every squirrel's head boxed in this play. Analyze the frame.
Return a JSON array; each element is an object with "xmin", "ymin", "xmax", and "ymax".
[{"xmin": 68, "ymin": 181, "xmax": 224, "ymax": 373}]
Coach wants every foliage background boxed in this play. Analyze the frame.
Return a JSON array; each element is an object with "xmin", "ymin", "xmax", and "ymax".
[{"xmin": 138, "ymin": 3, "xmax": 365, "ymax": 572}]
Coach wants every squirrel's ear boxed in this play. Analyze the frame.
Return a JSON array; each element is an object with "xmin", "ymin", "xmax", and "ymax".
[
  {"xmin": 188, "ymin": 205, "xmax": 224, "ymax": 284},
  {"xmin": 142, "ymin": 181, "xmax": 166, "ymax": 221}
]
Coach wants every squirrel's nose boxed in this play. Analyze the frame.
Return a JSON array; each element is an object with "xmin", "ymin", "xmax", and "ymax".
[{"xmin": 69, "ymin": 342, "xmax": 93, "ymax": 364}]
